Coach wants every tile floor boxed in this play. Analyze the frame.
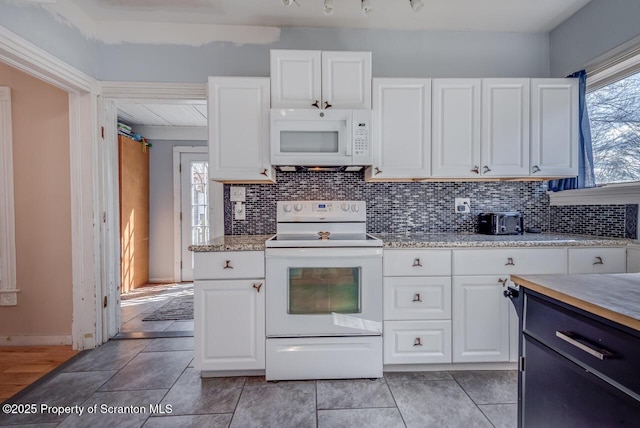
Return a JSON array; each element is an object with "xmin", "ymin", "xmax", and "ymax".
[{"xmin": 0, "ymin": 337, "xmax": 517, "ymax": 427}]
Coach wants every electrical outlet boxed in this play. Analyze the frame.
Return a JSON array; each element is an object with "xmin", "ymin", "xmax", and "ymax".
[
  {"xmin": 234, "ymin": 201, "xmax": 246, "ymax": 220},
  {"xmin": 230, "ymin": 187, "xmax": 246, "ymax": 202},
  {"xmin": 455, "ymin": 198, "xmax": 471, "ymax": 213}
]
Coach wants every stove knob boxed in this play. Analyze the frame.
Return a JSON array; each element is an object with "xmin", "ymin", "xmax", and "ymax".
[
  {"xmin": 294, "ymin": 203, "xmax": 303, "ymax": 212},
  {"xmin": 283, "ymin": 204, "xmax": 292, "ymax": 213},
  {"xmin": 351, "ymin": 204, "xmax": 360, "ymax": 212},
  {"xmin": 341, "ymin": 203, "xmax": 350, "ymax": 212}
]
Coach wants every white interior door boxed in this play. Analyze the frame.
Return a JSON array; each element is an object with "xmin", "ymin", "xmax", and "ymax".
[{"xmin": 180, "ymin": 152, "xmax": 209, "ymax": 281}]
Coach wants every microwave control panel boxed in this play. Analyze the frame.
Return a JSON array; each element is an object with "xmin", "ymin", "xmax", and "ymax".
[{"xmin": 352, "ymin": 110, "xmax": 372, "ymax": 164}]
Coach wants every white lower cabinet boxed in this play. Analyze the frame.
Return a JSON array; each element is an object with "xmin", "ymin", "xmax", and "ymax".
[
  {"xmin": 452, "ymin": 275, "xmax": 510, "ymax": 363},
  {"xmin": 384, "ymin": 320, "xmax": 451, "ymax": 364},
  {"xmin": 194, "ymin": 250, "xmax": 266, "ymax": 373},
  {"xmin": 568, "ymin": 247, "xmax": 627, "ymax": 274},
  {"xmin": 195, "ymin": 279, "xmax": 265, "ymax": 371}
]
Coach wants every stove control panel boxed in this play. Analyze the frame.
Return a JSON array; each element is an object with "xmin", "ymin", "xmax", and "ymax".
[{"xmin": 277, "ymin": 201, "xmax": 366, "ymax": 222}]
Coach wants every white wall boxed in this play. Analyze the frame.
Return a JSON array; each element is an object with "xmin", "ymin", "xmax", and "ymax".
[
  {"xmin": 97, "ymin": 28, "xmax": 550, "ymax": 82},
  {"xmin": 550, "ymin": 0, "xmax": 640, "ymax": 76},
  {"xmin": 148, "ymin": 139, "xmax": 207, "ymax": 282}
]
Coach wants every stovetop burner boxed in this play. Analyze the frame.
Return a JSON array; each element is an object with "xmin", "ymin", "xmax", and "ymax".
[{"xmin": 265, "ymin": 201, "xmax": 383, "ymax": 248}]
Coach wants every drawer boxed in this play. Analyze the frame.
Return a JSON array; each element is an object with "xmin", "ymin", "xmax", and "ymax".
[
  {"xmin": 383, "ymin": 249, "xmax": 451, "ymax": 276},
  {"xmin": 453, "ymin": 248, "xmax": 566, "ymax": 275},
  {"xmin": 524, "ymin": 293, "xmax": 640, "ymax": 395},
  {"xmin": 194, "ymin": 251, "xmax": 264, "ymax": 280},
  {"xmin": 568, "ymin": 247, "xmax": 626, "ymax": 274},
  {"xmin": 384, "ymin": 320, "xmax": 452, "ymax": 364},
  {"xmin": 384, "ymin": 277, "xmax": 451, "ymax": 320}
]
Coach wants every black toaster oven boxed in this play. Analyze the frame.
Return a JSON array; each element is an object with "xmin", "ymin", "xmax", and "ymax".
[{"xmin": 478, "ymin": 212, "xmax": 523, "ymax": 235}]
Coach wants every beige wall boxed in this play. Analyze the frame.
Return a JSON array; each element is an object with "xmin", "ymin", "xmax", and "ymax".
[{"xmin": 0, "ymin": 62, "xmax": 72, "ymax": 340}]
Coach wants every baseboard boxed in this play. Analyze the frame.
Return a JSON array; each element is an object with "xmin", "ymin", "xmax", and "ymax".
[
  {"xmin": 0, "ymin": 335, "xmax": 73, "ymax": 346},
  {"xmin": 148, "ymin": 278, "xmax": 176, "ymax": 284}
]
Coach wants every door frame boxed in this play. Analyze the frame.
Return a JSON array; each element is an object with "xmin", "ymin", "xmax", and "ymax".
[{"xmin": 173, "ymin": 146, "xmax": 222, "ymax": 282}]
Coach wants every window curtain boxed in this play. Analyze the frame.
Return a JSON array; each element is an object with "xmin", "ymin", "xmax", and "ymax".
[{"xmin": 548, "ymin": 70, "xmax": 596, "ymax": 191}]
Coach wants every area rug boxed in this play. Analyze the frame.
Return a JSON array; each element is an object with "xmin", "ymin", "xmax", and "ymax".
[{"xmin": 142, "ymin": 294, "xmax": 194, "ymax": 321}]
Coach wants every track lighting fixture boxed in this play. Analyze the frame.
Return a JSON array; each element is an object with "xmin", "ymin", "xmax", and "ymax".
[
  {"xmin": 323, "ymin": 0, "xmax": 334, "ymax": 15},
  {"xmin": 361, "ymin": 0, "xmax": 372, "ymax": 15},
  {"xmin": 410, "ymin": 0, "xmax": 424, "ymax": 12}
]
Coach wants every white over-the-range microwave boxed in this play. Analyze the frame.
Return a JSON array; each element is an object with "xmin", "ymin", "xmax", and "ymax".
[{"xmin": 270, "ymin": 109, "xmax": 372, "ymax": 169}]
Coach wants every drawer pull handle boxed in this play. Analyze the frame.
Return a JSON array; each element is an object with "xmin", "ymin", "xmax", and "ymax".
[
  {"xmin": 223, "ymin": 260, "xmax": 233, "ymax": 269},
  {"xmin": 532, "ymin": 165, "xmax": 541, "ymax": 174},
  {"xmin": 311, "ymin": 100, "xmax": 320, "ymax": 109},
  {"xmin": 498, "ymin": 278, "xmax": 508, "ymax": 286},
  {"xmin": 483, "ymin": 165, "xmax": 491, "ymax": 173},
  {"xmin": 412, "ymin": 258, "xmax": 422, "ymax": 267},
  {"xmin": 593, "ymin": 256, "xmax": 604, "ymax": 265},
  {"xmin": 323, "ymin": 101, "xmax": 332, "ymax": 109},
  {"xmin": 555, "ymin": 331, "xmax": 614, "ymax": 361},
  {"xmin": 260, "ymin": 168, "xmax": 269, "ymax": 177},
  {"xmin": 374, "ymin": 167, "xmax": 383, "ymax": 176},
  {"xmin": 505, "ymin": 257, "xmax": 515, "ymax": 266},
  {"xmin": 413, "ymin": 338, "xmax": 422, "ymax": 347},
  {"xmin": 471, "ymin": 166, "xmax": 480, "ymax": 174},
  {"xmin": 252, "ymin": 282, "xmax": 263, "ymax": 293},
  {"xmin": 412, "ymin": 293, "xmax": 422, "ymax": 302}
]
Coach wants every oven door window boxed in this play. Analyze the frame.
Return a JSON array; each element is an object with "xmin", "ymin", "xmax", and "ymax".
[{"xmin": 288, "ymin": 267, "xmax": 361, "ymax": 314}]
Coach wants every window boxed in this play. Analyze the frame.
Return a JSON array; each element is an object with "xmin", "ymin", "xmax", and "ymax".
[{"xmin": 587, "ymin": 69, "xmax": 640, "ymax": 185}]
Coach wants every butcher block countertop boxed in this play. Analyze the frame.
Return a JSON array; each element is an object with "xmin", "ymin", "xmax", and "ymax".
[{"xmin": 511, "ymin": 273, "xmax": 640, "ymax": 332}]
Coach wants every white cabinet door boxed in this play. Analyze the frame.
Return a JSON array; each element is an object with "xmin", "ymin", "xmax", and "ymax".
[
  {"xmin": 530, "ymin": 78, "xmax": 578, "ymax": 177},
  {"xmin": 367, "ymin": 79, "xmax": 431, "ymax": 179},
  {"xmin": 321, "ymin": 51, "xmax": 371, "ymax": 109},
  {"xmin": 208, "ymin": 77, "xmax": 274, "ymax": 182},
  {"xmin": 481, "ymin": 79, "xmax": 530, "ymax": 177},
  {"xmin": 453, "ymin": 276, "xmax": 510, "ymax": 362},
  {"xmin": 270, "ymin": 50, "xmax": 321, "ymax": 109},
  {"xmin": 194, "ymin": 279, "xmax": 265, "ymax": 371},
  {"xmin": 432, "ymin": 79, "xmax": 482, "ymax": 177}
]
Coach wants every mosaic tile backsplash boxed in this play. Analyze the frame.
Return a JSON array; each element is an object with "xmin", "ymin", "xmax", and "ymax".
[
  {"xmin": 224, "ymin": 171, "xmax": 553, "ymax": 235},
  {"xmin": 550, "ymin": 204, "xmax": 638, "ymax": 239}
]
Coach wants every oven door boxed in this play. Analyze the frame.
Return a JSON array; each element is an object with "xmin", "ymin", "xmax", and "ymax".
[{"xmin": 266, "ymin": 247, "xmax": 382, "ymax": 337}]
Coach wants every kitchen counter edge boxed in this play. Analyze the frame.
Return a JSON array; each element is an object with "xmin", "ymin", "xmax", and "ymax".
[{"xmin": 189, "ymin": 233, "xmax": 631, "ymax": 252}]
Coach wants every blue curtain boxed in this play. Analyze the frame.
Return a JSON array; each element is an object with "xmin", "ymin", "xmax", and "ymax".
[{"xmin": 548, "ymin": 70, "xmax": 596, "ymax": 191}]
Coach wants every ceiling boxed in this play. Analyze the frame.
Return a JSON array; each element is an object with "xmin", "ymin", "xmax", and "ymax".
[
  {"xmin": 118, "ymin": 103, "xmax": 207, "ymax": 127},
  {"xmin": 71, "ymin": 0, "xmax": 591, "ymax": 33}
]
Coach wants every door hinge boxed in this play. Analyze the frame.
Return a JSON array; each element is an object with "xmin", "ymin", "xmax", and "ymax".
[
  {"xmin": 103, "ymin": 296, "xmax": 108, "ymax": 308},
  {"xmin": 179, "ymin": 163, "xmax": 182, "ymax": 173},
  {"xmin": 101, "ymin": 126, "xmax": 105, "ymax": 139},
  {"xmin": 519, "ymin": 356, "xmax": 525, "ymax": 372},
  {"xmin": 180, "ymin": 261, "xmax": 183, "ymax": 269},
  {"xmin": 180, "ymin": 212, "xmax": 182, "ymax": 221},
  {"xmin": 102, "ymin": 212, "xmax": 106, "ymax": 223}
]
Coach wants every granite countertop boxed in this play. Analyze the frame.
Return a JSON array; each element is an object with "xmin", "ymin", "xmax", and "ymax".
[
  {"xmin": 511, "ymin": 273, "xmax": 640, "ymax": 332},
  {"xmin": 376, "ymin": 232, "xmax": 631, "ymax": 248},
  {"xmin": 189, "ymin": 233, "xmax": 630, "ymax": 252},
  {"xmin": 189, "ymin": 234, "xmax": 274, "ymax": 252}
]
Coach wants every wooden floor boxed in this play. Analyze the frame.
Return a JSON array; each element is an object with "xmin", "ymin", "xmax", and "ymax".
[{"xmin": 0, "ymin": 346, "xmax": 77, "ymax": 401}]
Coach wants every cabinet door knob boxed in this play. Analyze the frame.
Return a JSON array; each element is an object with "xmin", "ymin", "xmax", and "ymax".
[
  {"xmin": 323, "ymin": 101, "xmax": 332, "ymax": 109},
  {"xmin": 413, "ymin": 337, "xmax": 422, "ymax": 347},
  {"xmin": 412, "ymin": 258, "xmax": 422, "ymax": 267},
  {"xmin": 593, "ymin": 256, "xmax": 604, "ymax": 265},
  {"xmin": 471, "ymin": 166, "xmax": 480, "ymax": 174},
  {"xmin": 498, "ymin": 278, "xmax": 508, "ymax": 286},
  {"xmin": 253, "ymin": 282, "xmax": 263, "ymax": 293},
  {"xmin": 483, "ymin": 165, "xmax": 491, "ymax": 173},
  {"xmin": 260, "ymin": 168, "xmax": 269, "ymax": 176},
  {"xmin": 311, "ymin": 100, "xmax": 320, "ymax": 109},
  {"xmin": 374, "ymin": 167, "xmax": 382, "ymax": 176},
  {"xmin": 505, "ymin": 257, "xmax": 515, "ymax": 266},
  {"xmin": 532, "ymin": 165, "xmax": 541, "ymax": 174},
  {"xmin": 412, "ymin": 293, "xmax": 422, "ymax": 302},
  {"xmin": 223, "ymin": 260, "xmax": 233, "ymax": 269}
]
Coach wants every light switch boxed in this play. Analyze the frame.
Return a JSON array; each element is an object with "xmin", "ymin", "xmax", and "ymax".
[{"xmin": 230, "ymin": 186, "xmax": 246, "ymax": 202}]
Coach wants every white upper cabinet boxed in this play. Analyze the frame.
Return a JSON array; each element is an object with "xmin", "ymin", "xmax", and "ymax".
[
  {"xmin": 481, "ymin": 79, "xmax": 530, "ymax": 177},
  {"xmin": 366, "ymin": 78, "xmax": 431, "ymax": 179},
  {"xmin": 208, "ymin": 77, "xmax": 274, "ymax": 182},
  {"xmin": 530, "ymin": 78, "xmax": 578, "ymax": 177},
  {"xmin": 431, "ymin": 79, "xmax": 482, "ymax": 177},
  {"xmin": 270, "ymin": 50, "xmax": 321, "ymax": 109},
  {"xmin": 271, "ymin": 50, "xmax": 371, "ymax": 109}
]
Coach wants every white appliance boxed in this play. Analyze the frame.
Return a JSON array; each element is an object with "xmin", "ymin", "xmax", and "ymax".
[
  {"xmin": 270, "ymin": 109, "xmax": 372, "ymax": 167},
  {"xmin": 265, "ymin": 201, "xmax": 383, "ymax": 380}
]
